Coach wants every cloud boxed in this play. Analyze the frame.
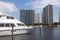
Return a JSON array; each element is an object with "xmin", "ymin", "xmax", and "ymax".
[
  {"xmin": 0, "ymin": 1, "xmax": 18, "ymax": 14},
  {"xmin": 25, "ymin": 0, "xmax": 60, "ymax": 13}
]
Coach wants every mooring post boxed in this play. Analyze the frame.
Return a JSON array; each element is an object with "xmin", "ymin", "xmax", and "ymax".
[{"xmin": 12, "ymin": 26, "xmax": 13, "ymax": 40}]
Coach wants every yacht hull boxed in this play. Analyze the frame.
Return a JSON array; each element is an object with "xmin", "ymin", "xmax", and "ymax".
[{"xmin": 0, "ymin": 27, "xmax": 33, "ymax": 36}]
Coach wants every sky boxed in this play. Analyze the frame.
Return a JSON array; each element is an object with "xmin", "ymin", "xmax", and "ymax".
[{"xmin": 0, "ymin": 0, "xmax": 60, "ymax": 22}]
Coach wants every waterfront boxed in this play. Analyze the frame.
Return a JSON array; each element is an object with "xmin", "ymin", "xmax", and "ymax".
[{"xmin": 0, "ymin": 27, "xmax": 60, "ymax": 40}]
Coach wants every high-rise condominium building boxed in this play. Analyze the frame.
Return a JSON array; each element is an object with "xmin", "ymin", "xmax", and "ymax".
[
  {"xmin": 42, "ymin": 5, "xmax": 53, "ymax": 24},
  {"xmin": 20, "ymin": 10, "xmax": 35, "ymax": 25}
]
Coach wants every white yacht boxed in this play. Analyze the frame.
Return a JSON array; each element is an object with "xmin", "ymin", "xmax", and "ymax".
[{"xmin": 0, "ymin": 12, "xmax": 33, "ymax": 36}]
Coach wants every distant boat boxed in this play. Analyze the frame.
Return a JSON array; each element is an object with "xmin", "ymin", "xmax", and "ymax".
[{"xmin": 0, "ymin": 12, "xmax": 33, "ymax": 36}]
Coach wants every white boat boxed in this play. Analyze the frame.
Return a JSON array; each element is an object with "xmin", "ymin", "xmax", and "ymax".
[{"xmin": 0, "ymin": 12, "xmax": 33, "ymax": 36}]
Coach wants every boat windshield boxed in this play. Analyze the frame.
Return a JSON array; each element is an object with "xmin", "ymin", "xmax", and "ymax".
[
  {"xmin": 7, "ymin": 16, "xmax": 14, "ymax": 19},
  {"xmin": 17, "ymin": 23, "xmax": 25, "ymax": 26}
]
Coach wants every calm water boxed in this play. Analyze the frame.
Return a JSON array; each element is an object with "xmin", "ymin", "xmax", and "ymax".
[{"xmin": 0, "ymin": 27, "xmax": 60, "ymax": 40}]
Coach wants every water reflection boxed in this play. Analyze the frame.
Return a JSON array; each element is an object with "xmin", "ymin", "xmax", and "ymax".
[
  {"xmin": 41, "ymin": 27, "xmax": 60, "ymax": 40},
  {"xmin": 53, "ymin": 27, "xmax": 60, "ymax": 40},
  {"xmin": 41, "ymin": 27, "xmax": 54, "ymax": 40},
  {"xmin": 32, "ymin": 27, "xmax": 41, "ymax": 40}
]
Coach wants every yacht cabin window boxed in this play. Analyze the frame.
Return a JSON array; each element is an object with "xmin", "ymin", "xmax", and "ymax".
[
  {"xmin": 11, "ymin": 24, "xmax": 15, "ymax": 27},
  {"xmin": 6, "ymin": 24, "xmax": 10, "ymax": 27},
  {"xmin": 0, "ymin": 23, "xmax": 15, "ymax": 27},
  {"xmin": 17, "ymin": 23, "xmax": 25, "ymax": 26},
  {"xmin": 0, "ymin": 24, "xmax": 4, "ymax": 27}
]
